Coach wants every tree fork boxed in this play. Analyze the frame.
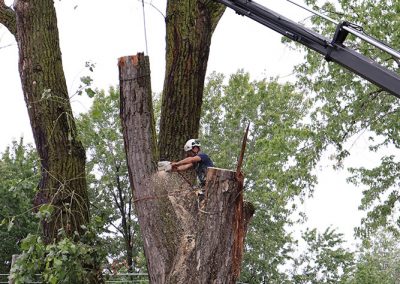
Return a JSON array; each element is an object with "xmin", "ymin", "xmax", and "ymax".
[{"xmin": 119, "ymin": 53, "xmax": 254, "ymax": 283}]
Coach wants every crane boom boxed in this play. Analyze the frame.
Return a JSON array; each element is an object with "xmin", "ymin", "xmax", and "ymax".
[{"xmin": 215, "ymin": 0, "xmax": 400, "ymax": 98}]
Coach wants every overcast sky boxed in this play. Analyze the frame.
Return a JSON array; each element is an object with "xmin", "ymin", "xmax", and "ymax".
[{"xmin": 0, "ymin": 0, "xmax": 375, "ymax": 244}]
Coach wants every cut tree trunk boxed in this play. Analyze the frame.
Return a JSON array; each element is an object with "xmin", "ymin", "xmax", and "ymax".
[{"xmin": 119, "ymin": 53, "xmax": 254, "ymax": 283}]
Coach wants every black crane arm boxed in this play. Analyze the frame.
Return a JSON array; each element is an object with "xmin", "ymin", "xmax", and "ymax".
[{"xmin": 215, "ymin": 0, "xmax": 400, "ymax": 98}]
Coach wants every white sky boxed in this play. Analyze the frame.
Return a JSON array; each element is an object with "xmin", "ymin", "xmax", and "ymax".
[{"xmin": 0, "ymin": 0, "xmax": 378, "ymax": 244}]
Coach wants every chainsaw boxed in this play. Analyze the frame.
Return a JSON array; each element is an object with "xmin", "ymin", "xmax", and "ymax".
[{"xmin": 158, "ymin": 161, "xmax": 172, "ymax": 172}]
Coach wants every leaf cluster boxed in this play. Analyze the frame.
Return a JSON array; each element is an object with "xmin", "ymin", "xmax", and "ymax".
[
  {"xmin": 289, "ymin": 227, "xmax": 355, "ymax": 284},
  {"xmin": 10, "ymin": 224, "xmax": 106, "ymax": 284},
  {"xmin": 348, "ymin": 229, "xmax": 400, "ymax": 284}
]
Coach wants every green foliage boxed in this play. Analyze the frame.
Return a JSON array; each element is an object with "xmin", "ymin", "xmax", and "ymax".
[
  {"xmin": 289, "ymin": 227, "xmax": 354, "ymax": 283},
  {"xmin": 348, "ymin": 229, "xmax": 400, "ymax": 284},
  {"xmin": 10, "ymin": 234, "xmax": 45, "ymax": 283},
  {"xmin": 74, "ymin": 61, "xmax": 97, "ymax": 97},
  {"xmin": 77, "ymin": 87, "xmax": 145, "ymax": 272},
  {"xmin": 291, "ymin": 0, "xmax": 400, "ymax": 236},
  {"xmin": 348, "ymin": 155, "xmax": 400, "ymax": 237},
  {"xmin": 0, "ymin": 139, "xmax": 39, "ymax": 273},
  {"xmin": 10, "ymin": 224, "xmax": 106, "ymax": 284},
  {"xmin": 201, "ymin": 70, "xmax": 323, "ymax": 282}
]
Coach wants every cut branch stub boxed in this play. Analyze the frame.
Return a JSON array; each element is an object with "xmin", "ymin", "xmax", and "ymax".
[{"xmin": 190, "ymin": 167, "xmax": 253, "ymax": 283}]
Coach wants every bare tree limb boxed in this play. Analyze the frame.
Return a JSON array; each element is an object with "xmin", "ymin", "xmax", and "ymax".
[{"xmin": 0, "ymin": 0, "xmax": 16, "ymax": 37}]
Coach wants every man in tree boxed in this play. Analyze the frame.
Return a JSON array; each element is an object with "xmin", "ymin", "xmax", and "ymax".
[
  {"xmin": 171, "ymin": 139, "xmax": 214, "ymax": 189},
  {"xmin": 120, "ymin": 55, "xmax": 253, "ymax": 283}
]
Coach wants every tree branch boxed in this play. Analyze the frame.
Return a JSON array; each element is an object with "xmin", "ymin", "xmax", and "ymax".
[
  {"xmin": 206, "ymin": 0, "xmax": 226, "ymax": 32},
  {"xmin": 109, "ymin": 219, "xmax": 125, "ymax": 236},
  {"xmin": 0, "ymin": 0, "xmax": 16, "ymax": 37}
]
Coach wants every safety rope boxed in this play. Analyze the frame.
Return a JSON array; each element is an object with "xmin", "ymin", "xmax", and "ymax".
[{"xmin": 141, "ymin": 0, "xmax": 149, "ymax": 55}]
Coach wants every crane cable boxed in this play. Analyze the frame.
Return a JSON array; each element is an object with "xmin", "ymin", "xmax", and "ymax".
[{"xmin": 141, "ymin": 0, "xmax": 149, "ymax": 55}]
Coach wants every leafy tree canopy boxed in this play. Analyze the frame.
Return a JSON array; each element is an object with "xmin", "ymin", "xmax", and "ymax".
[
  {"xmin": 0, "ymin": 139, "xmax": 38, "ymax": 274},
  {"xmin": 289, "ymin": 227, "xmax": 354, "ymax": 284},
  {"xmin": 290, "ymin": 0, "xmax": 400, "ymax": 237},
  {"xmin": 349, "ymin": 229, "xmax": 400, "ymax": 284}
]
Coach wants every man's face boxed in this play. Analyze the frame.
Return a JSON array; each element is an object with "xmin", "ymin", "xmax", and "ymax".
[{"xmin": 186, "ymin": 146, "xmax": 199, "ymax": 157}]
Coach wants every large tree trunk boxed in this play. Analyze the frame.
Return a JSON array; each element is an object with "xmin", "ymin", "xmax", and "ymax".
[
  {"xmin": 0, "ymin": 0, "xmax": 89, "ymax": 242},
  {"xmin": 119, "ymin": 53, "xmax": 254, "ymax": 283},
  {"xmin": 158, "ymin": 0, "xmax": 225, "ymax": 161}
]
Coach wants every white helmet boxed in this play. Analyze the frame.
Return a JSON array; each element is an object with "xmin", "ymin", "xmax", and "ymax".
[{"xmin": 184, "ymin": 139, "xmax": 201, "ymax": 152}]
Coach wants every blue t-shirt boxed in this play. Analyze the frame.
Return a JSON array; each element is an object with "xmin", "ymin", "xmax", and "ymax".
[{"xmin": 194, "ymin": 152, "xmax": 214, "ymax": 186}]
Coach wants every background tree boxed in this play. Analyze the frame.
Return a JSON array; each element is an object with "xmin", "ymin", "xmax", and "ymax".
[
  {"xmin": 0, "ymin": 0, "xmax": 89, "ymax": 242},
  {"xmin": 290, "ymin": 0, "xmax": 400, "ymax": 237},
  {"xmin": 76, "ymin": 87, "xmax": 146, "ymax": 273},
  {"xmin": 0, "ymin": 1, "xmax": 104, "ymax": 282},
  {"xmin": 0, "ymin": 139, "xmax": 38, "ymax": 274},
  {"xmin": 288, "ymin": 227, "xmax": 354, "ymax": 284},
  {"xmin": 349, "ymin": 229, "xmax": 400, "ymax": 284}
]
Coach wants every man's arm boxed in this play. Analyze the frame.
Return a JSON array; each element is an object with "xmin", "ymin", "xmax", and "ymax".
[
  {"xmin": 171, "ymin": 156, "xmax": 201, "ymax": 172},
  {"xmin": 175, "ymin": 163, "xmax": 193, "ymax": 171}
]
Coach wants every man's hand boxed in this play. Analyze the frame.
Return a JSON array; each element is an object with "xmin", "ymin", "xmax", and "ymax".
[{"xmin": 170, "ymin": 162, "xmax": 178, "ymax": 172}]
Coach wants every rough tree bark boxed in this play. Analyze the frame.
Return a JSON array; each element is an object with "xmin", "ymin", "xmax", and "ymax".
[
  {"xmin": 158, "ymin": 0, "xmax": 225, "ymax": 161},
  {"xmin": 0, "ymin": 1, "xmax": 89, "ymax": 242},
  {"xmin": 119, "ymin": 53, "xmax": 254, "ymax": 283}
]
